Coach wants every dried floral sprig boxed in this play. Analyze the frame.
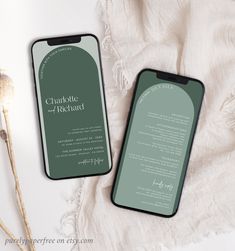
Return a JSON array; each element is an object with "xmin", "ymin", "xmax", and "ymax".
[
  {"xmin": 0, "ymin": 217, "xmax": 26, "ymax": 251},
  {"xmin": 0, "ymin": 70, "xmax": 35, "ymax": 251}
]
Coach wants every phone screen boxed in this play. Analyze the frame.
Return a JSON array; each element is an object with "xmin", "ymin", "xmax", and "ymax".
[
  {"xmin": 112, "ymin": 69, "xmax": 204, "ymax": 216},
  {"xmin": 31, "ymin": 34, "xmax": 112, "ymax": 179}
]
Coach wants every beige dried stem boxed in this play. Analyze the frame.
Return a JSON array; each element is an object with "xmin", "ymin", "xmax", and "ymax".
[
  {"xmin": 0, "ymin": 70, "xmax": 35, "ymax": 251},
  {"xmin": 0, "ymin": 216, "xmax": 25, "ymax": 251}
]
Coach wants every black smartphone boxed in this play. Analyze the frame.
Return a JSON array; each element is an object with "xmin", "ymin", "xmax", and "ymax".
[
  {"xmin": 112, "ymin": 69, "xmax": 204, "ymax": 217},
  {"xmin": 31, "ymin": 34, "xmax": 112, "ymax": 180}
]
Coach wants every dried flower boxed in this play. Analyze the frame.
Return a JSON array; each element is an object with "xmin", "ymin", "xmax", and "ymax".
[
  {"xmin": 0, "ymin": 69, "xmax": 35, "ymax": 251},
  {"xmin": 0, "ymin": 129, "xmax": 7, "ymax": 141},
  {"xmin": 0, "ymin": 70, "xmax": 14, "ymax": 107}
]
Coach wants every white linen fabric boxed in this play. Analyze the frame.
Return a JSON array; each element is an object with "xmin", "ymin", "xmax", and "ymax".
[{"xmin": 64, "ymin": 1, "xmax": 235, "ymax": 250}]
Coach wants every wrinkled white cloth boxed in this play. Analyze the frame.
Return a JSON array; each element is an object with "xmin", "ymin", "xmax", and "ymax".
[{"xmin": 70, "ymin": 1, "xmax": 235, "ymax": 250}]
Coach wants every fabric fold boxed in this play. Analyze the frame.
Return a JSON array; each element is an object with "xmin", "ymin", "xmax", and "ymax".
[{"xmin": 71, "ymin": 1, "xmax": 235, "ymax": 250}]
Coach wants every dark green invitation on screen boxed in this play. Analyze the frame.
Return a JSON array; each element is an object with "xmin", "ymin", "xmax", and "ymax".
[
  {"xmin": 32, "ymin": 35, "xmax": 112, "ymax": 179},
  {"xmin": 112, "ymin": 70, "xmax": 204, "ymax": 216}
]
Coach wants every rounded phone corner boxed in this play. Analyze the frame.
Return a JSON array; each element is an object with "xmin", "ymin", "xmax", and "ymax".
[
  {"xmin": 136, "ymin": 68, "xmax": 152, "ymax": 80},
  {"xmin": 31, "ymin": 38, "xmax": 43, "ymax": 55},
  {"xmin": 162, "ymin": 202, "xmax": 180, "ymax": 218},
  {"xmin": 110, "ymin": 191, "xmax": 119, "ymax": 207},
  {"xmin": 86, "ymin": 33, "xmax": 99, "ymax": 43},
  {"xmin": 197, "ymin": 79, "xmax": 205, "ymax": 94},
  {"xmin": 101, "ymin": 164, "xmax": 113, "ymax": 176},
  {"xmin": 164, "ymin": 209, "xmax": 179, "ymax": 218},
  {"xmin": 188, "ymin": 76, "xmax": 205, "ymax": 94},
  {"xmin": 44, "ymin": 169, "xmax": 58, "ymax": 180},
  {"xmin": 31, "ymin": 39, "xmax": 37, "ymax": 51},
  {"xmin": 108, "ymin": 158, "xmax": 113, "ymax": 171}
]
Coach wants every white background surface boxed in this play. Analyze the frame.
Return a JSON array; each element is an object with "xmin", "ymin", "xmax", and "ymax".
[{"xmin": 0, "ymin": 0, "xmax": 234, "ymax": 250}]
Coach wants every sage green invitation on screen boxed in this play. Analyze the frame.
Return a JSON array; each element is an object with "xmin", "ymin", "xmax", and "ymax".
[
  {"xmin": 32, "ymin": 35, "xmax": 112, "ymax": 179},
  {"xmin": 112, "ymin": 70, "xmax": 204, "ymax": 216}
]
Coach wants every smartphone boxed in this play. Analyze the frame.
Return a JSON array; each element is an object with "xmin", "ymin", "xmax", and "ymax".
[
  {"xmin": 31, "ymin": 34, "xmax": 112, "ymax": 180},
  {"xmin": 112, "ymin": 69, "xmax": 204, "ymax": 217}
]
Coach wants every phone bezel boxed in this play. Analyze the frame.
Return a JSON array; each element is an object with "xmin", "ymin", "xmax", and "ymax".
[
  {"xmin": 111, "ymin": 68, "xmax": 205, "ymax": 217},
  {"xmin": 31, "ymin": 33, "xmax": 113, "ymax": 180}
]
